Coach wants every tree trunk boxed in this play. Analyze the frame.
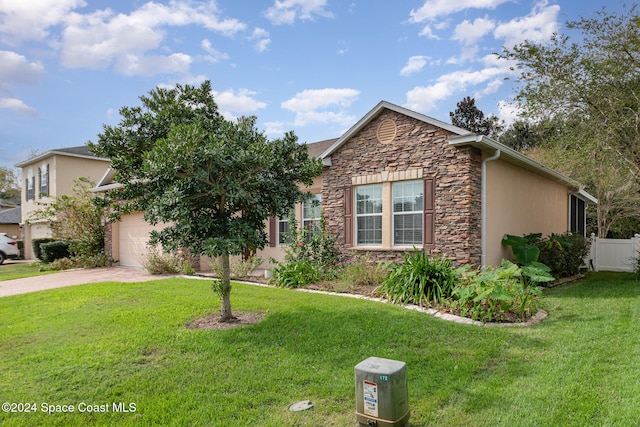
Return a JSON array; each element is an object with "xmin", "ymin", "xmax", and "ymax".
[{"xmin": 219, "ymin": 253, "xmax": 234, "ymax": 321}]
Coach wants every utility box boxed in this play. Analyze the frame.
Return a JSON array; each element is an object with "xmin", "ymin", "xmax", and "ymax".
[{"xmin": 355, "ymin": 357, "xmax": 410, "ymax": 427}]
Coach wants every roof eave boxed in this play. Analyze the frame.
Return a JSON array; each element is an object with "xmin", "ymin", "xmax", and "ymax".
[
  {"xmin": 449, "ymin": 134, "xmax": 578, "ymax": 187},
  {"xmin": 15, "ymin": 150, "xmax": 110, "ymax": 168}
]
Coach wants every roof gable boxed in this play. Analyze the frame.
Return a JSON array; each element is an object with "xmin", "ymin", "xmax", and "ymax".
[{"xmin": 320, "ymin": 100, "xmax": 472, "ymax": 159}]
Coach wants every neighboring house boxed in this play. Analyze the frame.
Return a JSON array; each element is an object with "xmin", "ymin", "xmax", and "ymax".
[
  {"xmin": 95, "ymin": 101, "xmax": 596, "ymax": 269},
  {"xmin": 15, "ymin": 146, "xmax": 111, "ymax": 260},
  {"xmin": 0, "ymin": 206, "xmax": 21, "ymax": 238}
]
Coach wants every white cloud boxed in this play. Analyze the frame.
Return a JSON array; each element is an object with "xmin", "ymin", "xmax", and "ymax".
[
  {"xmin": 409, "ymin": 0, "xmax": 511, "ymax": 22},
  {"xmin": 201, "ymin": 39, "xmax": 230, "ymax": 63},
  {"xmin": 282, "ymin": 88, "xmax": 359, "ymax": 126},
  {"xmin": 0, "ymin": 97, "xmax": 37, "ymax": 116},
  {"xmin": 497, "ymin": 99, "xmax": 521, "ymax": 126},
  {"xmin": 213, "ymin": 88, "xmax": 267, "ymax": 120},
  {"xmin": 262, "ymin": 121, "xmax": 287, "ymax": 138},
  {"xmin": 453, "ymin": 17, "xmax": 495, "ymax": 45},
  {"xmin": 250, "ymin": 28, "xmax": 271, "ymax": 53},
  {"xmin": 115, "ymin": 53, "xmax": 192, "ymax": 76},
  {"xmin": 264, "ymin": 0, "xmax": 333, "ymax": 25},
  {"xmin": 494, "ymin": 1, "xmax": 560, "ymax": 49},
  {"xmin": 401, "ymin": 55, "xmax": 429, "ymax": 76},
  {"xmin": 0, "ymin": 51, "xmax": 45, "ymax": 86},
  {"xmin": 0, "ymin": 0, "xmax": 85, "ymax": 44},
  {"xmin": 60, "ymin": 1, "xmax": 245, "ymax": 75},
  {"xmin": 404, "ymin": 67, "xmax": 505, "ymax": 112}
]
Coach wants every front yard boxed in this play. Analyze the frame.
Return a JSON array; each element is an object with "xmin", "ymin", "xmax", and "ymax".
[{"xmin": 0, "ymin": 272, "xmax": 639, "ymax": 426}]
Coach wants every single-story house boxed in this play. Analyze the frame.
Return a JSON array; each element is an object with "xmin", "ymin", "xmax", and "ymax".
[
  {"xmin": 15, "ymin": 146, "xmax": 111, "ymax": 259},
  {"xmin": 95, "ymin": 101, "xmax": 596, "ymax": 269},
  {"xmin": 0, "ymin": 206, "xmax": 21, "ymax": 238}
]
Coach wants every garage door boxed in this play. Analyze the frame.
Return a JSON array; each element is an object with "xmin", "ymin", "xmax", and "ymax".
[{"xmin": 118, "ymin": 212, "xmax": 163, "ymax": 268}]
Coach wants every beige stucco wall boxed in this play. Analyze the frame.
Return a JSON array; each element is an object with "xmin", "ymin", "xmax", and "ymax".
[
  {"xmin": 20, "ymin": 154, "xmax": 110, "ymax": 259},
  {"xmin": 0, "ymin": 224, "xmax": 20, "ymax": 238},
  {"xmin": 485, "ymin": 156, "xmax": 570, "ymax": 266}
]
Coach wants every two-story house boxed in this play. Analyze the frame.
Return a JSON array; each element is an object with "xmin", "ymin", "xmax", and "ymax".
[{"xmin": 15, "ymin": 146, "xmax": 111, "ymax": 260}]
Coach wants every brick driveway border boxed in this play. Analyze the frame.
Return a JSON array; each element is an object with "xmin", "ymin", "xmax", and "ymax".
[{"xmin": 0, "ymin": 264, "xmax": 169, "ymax": 298}]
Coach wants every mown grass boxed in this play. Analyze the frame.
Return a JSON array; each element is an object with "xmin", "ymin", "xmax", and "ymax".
[
  {"xmin": 0, "ymin": 262, "xmax": 56, "ymax": 281},
  {"xmin": 0, "ymin": 272, "xmax": 639, "ymax": 426}
]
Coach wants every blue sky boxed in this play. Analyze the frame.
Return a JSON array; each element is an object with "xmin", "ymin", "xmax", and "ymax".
[{"xmin": 0, "ymin": 0, "xmax": 624, "ymax": 169}]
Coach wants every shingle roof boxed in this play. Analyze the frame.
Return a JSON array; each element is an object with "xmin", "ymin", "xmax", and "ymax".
[
  {"xmin": 306, "ymin": 138, "xmax": 338, "ymax": 158},
  {"xmin": 0, "ymin": 206, "xmax": 21, "ymax": 224}
]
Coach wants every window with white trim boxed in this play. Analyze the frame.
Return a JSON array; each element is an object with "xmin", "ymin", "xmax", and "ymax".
[
  {"xmin": 26, "ymin": 174, "xmax": 35, "ymax": 201},
  {"xmin": 393, "ymin": 180, "xmax": 423, "ymax": 246},
  {"xmin": 38, "ymin": 164, "xmax": 49, "ymax": 197},
  {"xmin": 303, "ymin": 194, "xmax": 322, "ymax": 238},
  {"xmin": 356, "ymin": 184, "xmax": 383, "ymax": 245}
]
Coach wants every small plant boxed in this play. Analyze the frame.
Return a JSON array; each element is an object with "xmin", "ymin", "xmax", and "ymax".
[
  {"xmin": 338, "ymin": 253, "xmax": 387, "ymax": 288},
  {"xmin": 209, "ymin": 256, "xmax": 263, "ymax": 279},
  {"xmin": 142, "ymin": 248, "xmax": 195, "ymax": 275},
  {"xmin": 269, "ymin": 259, "xmax": 320, "ymax": 288},
  {"xmin": 375, "ymin": 249, "xmax": 458, "ymax": 306},
  {"xmin": 450, "ymin": 260, "xmax": 549, "ymax": 322}
]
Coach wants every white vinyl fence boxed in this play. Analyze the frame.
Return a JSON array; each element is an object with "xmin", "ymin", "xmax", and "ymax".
[{"xmin": 589, "ymin": 233, "xmax": 640, "ymax": 272}]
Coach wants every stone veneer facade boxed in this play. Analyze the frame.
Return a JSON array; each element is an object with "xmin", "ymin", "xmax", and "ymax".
[{"xmin": 321, "ymin": 109, "xmax": 483, "ymax": 266}]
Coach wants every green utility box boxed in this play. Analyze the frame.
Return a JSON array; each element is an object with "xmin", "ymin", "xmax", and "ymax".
[{"xmin": 355, "ymin": 357, "xmax": 410, "ymax": 427}]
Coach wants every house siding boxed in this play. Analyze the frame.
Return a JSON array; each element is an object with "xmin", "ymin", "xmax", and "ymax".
[{"xmin": 322, "ymin": 109, "xmax": 483, "ymax": 266}]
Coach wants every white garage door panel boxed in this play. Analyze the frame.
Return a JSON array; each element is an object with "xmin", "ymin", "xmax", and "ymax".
[{"xmin": 118, "ymin": 213, "xmax": 163, "ymax": 268}]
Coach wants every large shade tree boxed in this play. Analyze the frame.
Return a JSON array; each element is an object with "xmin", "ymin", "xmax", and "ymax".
[
  {"xmin": 90, "ymin": 81, "xmax": 323, "ymax": 321},
  {"xmin": 498, "ymin": 5, "xmax": 640, "ymax": 237}
]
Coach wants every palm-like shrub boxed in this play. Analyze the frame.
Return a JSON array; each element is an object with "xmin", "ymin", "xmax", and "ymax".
[{"xmin": 375, "ymin": 249, "xmax": 457, "ymax": 306}]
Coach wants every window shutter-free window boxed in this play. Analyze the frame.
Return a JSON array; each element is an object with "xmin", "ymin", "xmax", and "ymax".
[
  {"xmin": 393, "ymin": 180, "xmax": 424, "ymax": 246},
  {"xmin": 356, "ymin": 184, "xmax": 383, "ymax": 245}
]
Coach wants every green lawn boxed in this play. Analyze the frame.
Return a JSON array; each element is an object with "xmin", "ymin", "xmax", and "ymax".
[
  {"xmin": 0, "ymin": 262, "xmax": 56, "ymax": 281},
  {"xmin": 1, "ymin": 272, "xmax": 639, "ymax": 426}
]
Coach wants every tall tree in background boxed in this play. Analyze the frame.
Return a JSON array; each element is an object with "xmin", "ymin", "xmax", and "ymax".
[
  {"xmin": 499, "ymin": 5, "xmax": 640, "ymax": 237},
  {"xmin": 0, "ymin": 166, "xmax": 20, "ymax": 201},
  {"xmin": 91, "ymin": 81, "xmax": 323, "ymax": 321},
  {"xmin": 449, "ymin": 96, "xmax": 503, "ymax": 139},
  {"xmin": 498, "ymin": 119, "xmax": 553, "ymax": 152}
]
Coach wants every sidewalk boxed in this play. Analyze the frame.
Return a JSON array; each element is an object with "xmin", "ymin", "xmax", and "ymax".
[{"xmin": 0, "ymin": 266, "xmax": 163, "ymax": 298}]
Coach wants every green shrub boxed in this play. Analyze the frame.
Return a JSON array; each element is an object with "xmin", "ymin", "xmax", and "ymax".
[
  {"xmin": 48, "ymin": 253, "xmax": 111, "ymax": 271},
  {"xmin": 503, "ymin": 232, "xmax": 588, "ymax": 279},
  {"xmin": 269, "ymin": 259, "xmax": 320, "ymax": 288},
  {"xmin": 142, "ymin": 248, "xmax": 194, "ymax": 275},
  {"xmin": 338, "ymin": 253, "xmax": 387, "ymax": 288},
  {"xmin": 536, "ymin": 233, "xmax": 590, "ymax": 278},
  {"xmin": 32, "ymin": 238, "xmax": 55, "ymax": 260},
  {"xmin": 40, "ymin": 241, "xmax": 70, "ymax": 263},
  {"xmin": 450, "ymin": 260, "xmax": 545, "ymax": 322},
  {"xmin": 375, "ymin": 249, "xmax": 457, "ymax": 306}
]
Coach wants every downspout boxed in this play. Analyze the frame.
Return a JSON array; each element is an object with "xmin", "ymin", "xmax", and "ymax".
[{"xmin": 481, "ymin": 148, "xmax": 501, "ymax": 267}]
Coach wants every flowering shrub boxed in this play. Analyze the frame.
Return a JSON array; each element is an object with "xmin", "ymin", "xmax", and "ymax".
[{"xmin": 270, "ymin": 211, "xmax": 341, "ymax": 288}]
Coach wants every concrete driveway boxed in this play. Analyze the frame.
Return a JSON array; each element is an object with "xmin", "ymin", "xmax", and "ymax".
[{"xmin": 0, "ymin": 264, "xmax": 166, "ymax": 298}]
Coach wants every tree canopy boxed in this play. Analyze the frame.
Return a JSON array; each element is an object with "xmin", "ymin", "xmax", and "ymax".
[
  {"xmin": 499, "ymin": 5, "xmax": 640, "ymax": 237},
  {"xmin": 0, "ymin": 166, "xmax": 20, "ymax": 201},
  {"xmin": 449, "ymin": 96, "xmax": 503, "ymax": 139},
  {"xmin": 90, "ymin": 81, "xmax": 323, "ymax": 320}
]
